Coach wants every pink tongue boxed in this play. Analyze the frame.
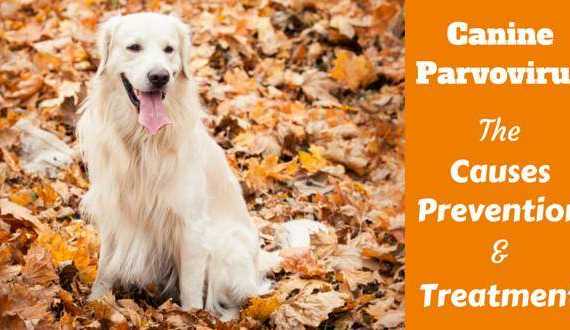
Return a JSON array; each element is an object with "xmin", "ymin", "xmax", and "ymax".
[{"xmin": 138, "ymin": 92, "xmax": 172, "ymax": 135}]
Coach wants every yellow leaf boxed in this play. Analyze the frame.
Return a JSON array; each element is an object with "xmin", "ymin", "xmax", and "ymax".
[
  {"xmin": 233, "ymin": 132, "xmax": 256, "ymax": 148},
  {"xmin": 245, "ymin": 158, "xmax": 269, "ymax": 191},
  {"xmin": 243, "ymin": 295, "xmax": 281, "ymax": 321},
  {"xmin": 37, "ymin": 225, "xmax": 98, "ymax": 284},
  {"xmin": 224, "ymin": 68, "xmax": 257, "ymax": 94},
  {"xmin": 245, "ymin": 155, "xmax": 299, "ymax": 190},
  {"xmin": 299, "ymin": 145, "xmax": 328, "ymax": 174},
  {"xmin": 37, "ymin": 230, "xmax": 75, "ymax": 265},
  {"xmin": 330, "ymin": 49, "xmax": 376, "ymax": 91}
]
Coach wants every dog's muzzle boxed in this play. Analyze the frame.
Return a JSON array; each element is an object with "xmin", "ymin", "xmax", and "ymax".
[
  {"xmin": 119, "ymin": 73, "xmax": 172, "ymax": 135},
  {"xmin": 120, "ymin": 73, "xmax": 140, "ymax": 111}
]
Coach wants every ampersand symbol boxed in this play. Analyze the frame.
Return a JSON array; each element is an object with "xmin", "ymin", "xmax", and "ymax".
[{"xmin": 491, "ymin": 239, "xmax": 509, "ymax": 264}]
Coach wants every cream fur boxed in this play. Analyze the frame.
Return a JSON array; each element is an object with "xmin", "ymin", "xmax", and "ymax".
[{"xmin": 77, "ymin": 13, "xmax": 276, "ymax": 320}]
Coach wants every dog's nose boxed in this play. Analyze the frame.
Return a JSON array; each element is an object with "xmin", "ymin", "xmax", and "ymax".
[{"xmin": 147, "ymin": 68, "xmax": 170, "ymax": 88}]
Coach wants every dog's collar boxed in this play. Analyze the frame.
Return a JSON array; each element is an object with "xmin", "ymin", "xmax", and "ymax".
[{"xmin": 120, "ymin": 73, "xmax": 140, "ymax": 111}]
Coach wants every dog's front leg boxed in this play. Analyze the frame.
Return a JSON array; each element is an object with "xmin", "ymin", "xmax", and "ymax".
[
  {"xmin": 89, "ymin": 237, "xmax": 114, "ymax": 300},
  {"xmin": 179, "ymin": 224, "xmax": 208, "ymax": 310}
]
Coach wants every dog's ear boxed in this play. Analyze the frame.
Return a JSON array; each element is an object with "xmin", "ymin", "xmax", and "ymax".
[
  {"xmin": 95, "ymin": 16, "xmax": 121, "ymax": 76},
  {"xmin": 174, "ymin": 18, "xmax": 192, "ymax": 79}
]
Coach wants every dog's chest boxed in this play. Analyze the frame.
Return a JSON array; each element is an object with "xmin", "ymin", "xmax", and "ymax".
[{"xmin": 114, "ymin": 142, "xmax": 206, "ymax": 223}]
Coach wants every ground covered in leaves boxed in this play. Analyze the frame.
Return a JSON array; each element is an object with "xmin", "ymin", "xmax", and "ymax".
[{"xmin": 0, "ymin": 0, "xmax": 405, "ymax": 328}]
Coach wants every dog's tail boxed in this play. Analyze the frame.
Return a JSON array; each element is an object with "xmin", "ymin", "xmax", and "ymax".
[
  {"xmin": 257, "ymin": 249, "xmax": 281, "ymax": 275},
  {"xmin": 257, "ymin": 219, "xmax": 329, "ymax": 276}
]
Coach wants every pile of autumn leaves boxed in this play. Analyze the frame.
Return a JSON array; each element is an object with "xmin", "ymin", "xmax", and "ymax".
[{"xmin": 0, "ymin": 0, "xmax": 405, "ymax": 328}]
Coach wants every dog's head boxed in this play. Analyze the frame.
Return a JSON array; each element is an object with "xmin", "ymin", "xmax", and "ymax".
[{"xmin": 95, "ymin": 13, "xmax": 192, "ymax": 135}]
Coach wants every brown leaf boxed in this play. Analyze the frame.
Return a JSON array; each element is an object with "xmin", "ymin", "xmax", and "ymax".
[
  {"xmin": 22, "ymin": 244, "xmax": 58, "ymax": 286},
  {"xmin": 4, "ymin": 23, "xmax": 43, "ymax": 44},
  {"xmin": 0, "ymin": 198, "xmax": 47, "ymax": 232},
  {"xmin": 0, "ymin": 282, "xmax": 57, "ymax": 323},
  {"xmin": 271, "ymin": 289, "xmax": 346, "ymax": 329},
  {"xmin": 376, "ymin": 309, "xmax": 404, "ymax": 328},
  {"xmin": 89, "ymin": 294, "xmax": 129, "ymax": 330},
  {"xmin": 302, "ymin": 70, "xmax": 340, "ymax": 106},
  {"xmin": 365, "ymin": 296, "xmax": 395, "ymax": 320},
  {"xmin": 338, "ymin": 269, "xmax": 376, "ymax": 291},
  {"xmin": 0, "ymin": 147, "xmax": 21, "ymax": 172},
  {"xmin": 6, "ymin": 75, "xmax": 43, "ymax": 100},
  {"xmin": 224, "ymin": 68, "xmax": 257, "ymax": 95},
  {"xmin": 0, "ymin": 128, "xmax": 19, "ymax": 148},
  {"xmin": 59, "ymin": 290, "xmax": 81, "ymax": 315},
  {"xmin": 280, "ymin": 248, "xmax": 326, "ymax": 278}
]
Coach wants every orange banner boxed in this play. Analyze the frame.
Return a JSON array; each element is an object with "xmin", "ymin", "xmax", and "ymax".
[{"xmin": 407, "ymin": 1, "xmax": 570, "ymax": 328}]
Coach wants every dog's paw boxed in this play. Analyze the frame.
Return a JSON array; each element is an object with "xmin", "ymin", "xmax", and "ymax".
[
  {"xmin": 88, "ymin": 284, "xmax": 111, "ymax": 301},
  {"xmin": 256, "ymin": 279, "xmax": 274, "ymax": 296},
  {"xmin": 276, "ymin": 219, "xmax": 330, "ymax": 249},
  {"xmin": 218, "ymin": 306, "xmax": 239, "ymax": 322}
]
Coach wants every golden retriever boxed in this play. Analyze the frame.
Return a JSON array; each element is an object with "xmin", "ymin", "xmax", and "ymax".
[{"xmin": 77, "ymin": 12, "xmax": 279, "ymax": 320}]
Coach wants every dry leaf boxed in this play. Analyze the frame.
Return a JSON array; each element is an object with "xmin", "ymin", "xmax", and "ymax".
[
  {"xmin": 21, "ymin": 244, "xmax": 58, "ymax": 286},
  {"xmin": 245, "ymin": 155, "xmax": 298, "ymax": 190},
  {"xmin": 256, "ymin": 17, "xmax": 280, "ymax": 56},
  {"xmin": 13, "ymin": 119, "xmax": 74, "ymax": 177},
  {"xmin": 376, "ymin": 309, "xmax": 405, "ymax": 328},
  {"xmin": 298, "ymin": 145, "xmax": 328, "ymax": 174},
  {"xmin": 0, "ymin": 198, "xmax": 47, "ymax": 232},
  {"xmin": 330, "ymin": 49, "xmax": 377, "ymax": 91},
  {"xmin": 224, "ymin": 68, "xmax": 257, "ymax": 95},
  {"xmin": 281, "ymin": 247, "xmax": 326, "ymax": 278},
  {"xmin": 0, "ymin": 0, "xmax": 404, "ymax": 327},
  {"xmin": 330, "ymin": 16, "xmax": 355, "ymax": 39},
  {"xmin": 271, "ymin": 290, "xmax": 346, "ymax": 329},
  {"xmin": 89, "ymin": 294, "xmax": 129, "ymax": 330},
  {"xmin": 302, "ymin": 70, "xmax": 340, "ymax": 106},
  {"xmin": 243, "ymin": 295, "xmax": 281, "ymax": 321}
]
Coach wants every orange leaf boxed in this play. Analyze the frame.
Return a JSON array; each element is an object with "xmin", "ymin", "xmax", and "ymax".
[
  {"xmin": 280, "ymin": 248, "xmax": 326, "ymax": 278},
  {"xmin": 34, "ymin": 182, "xmax": 59, "ymax": 207},
  {"xmin": 330, "ymin": 49, "xmax": 376, "ymax": 91},
  {"xmin": 298, "ymin": 145, "xmax": 328, "ymax": 174},
  {"xmin": 243, "ymin": 295, "xmax": 281, "ymax": 321},
  {"xmin": 9, "ymin": 190, "xmax": 36, "ymax": 207}
]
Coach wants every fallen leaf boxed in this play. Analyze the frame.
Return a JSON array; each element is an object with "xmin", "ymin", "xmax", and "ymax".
[
  {"xmin": 330, "ymin": 15, "xmax": 355, "ymax": 39},
  {"xmin": 0, "ymin": 198, "xmax": 47, "ymax": 232},
  {"xmin": 256, "ymin": 17, "xmax": 280, "ymax": 56},
  {"xmin": 243, "ymin": 295, "xmax": 281, "ymax": 321},
  {"xmin": 376, "ymin": 309, "xmax": 404, "ymax": 328},
  {"xmin": 6, "ymin": 75, "xmax": 43, "ymax": 100},
  {"xmin": 271, "ymin": 290, "xmax": 346, "ymax": 329},
  {"xmin": 21, "ymin": 244, "xmax": 58, "ymax": 286},
  {"xmin": 302, "ymin": 70, "xmax": 340, "ymax": 106},
  {"xmin": 13, "ymin": 119, "xmax": 75, "ymax": 177},
  {"xmin": 330, "ymin": 49, "xmax": 377, "ymax": 91},
  {"xmin": 281, "ymin": 247, "xmax": 326, "ymax": 278},
  {"xmin": 298, "ymin": 145, "xmax": 328, "ymax": 174}
]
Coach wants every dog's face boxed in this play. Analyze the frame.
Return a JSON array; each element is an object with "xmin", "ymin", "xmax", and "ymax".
[{"xmin": 96, "ymin": 13, "xmax": 192, "ymax": 134}]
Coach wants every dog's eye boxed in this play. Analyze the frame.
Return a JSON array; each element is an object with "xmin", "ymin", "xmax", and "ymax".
[
  {"xmin": 164, "ymin": 46, "xmax": 174, "ymax": 54},
  {"xmin": 127, "ymin": 44, "xmax": 142, "ymax": 52}
]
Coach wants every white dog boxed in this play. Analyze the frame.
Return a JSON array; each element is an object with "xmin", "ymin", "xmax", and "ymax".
[{"xmin": 77, "ymin": 13, "xmax": 278, "ymax": 320}]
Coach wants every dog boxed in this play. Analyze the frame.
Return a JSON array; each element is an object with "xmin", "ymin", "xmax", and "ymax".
[{"xmin": 76, "ymin": 13, "xmax": 279, "ymax": 320}]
